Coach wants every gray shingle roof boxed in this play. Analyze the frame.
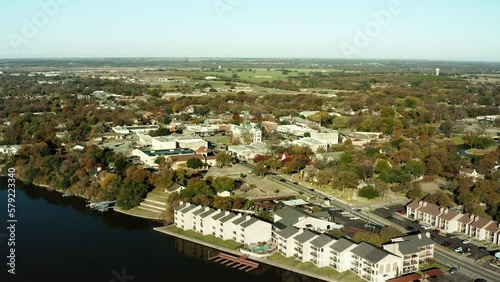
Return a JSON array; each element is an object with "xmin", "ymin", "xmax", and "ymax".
[
  {"xmin": 274, "ymin": 206, "xmax": 316, "ymax": 227},
  {"xmin": 351, "ymin": 242, "xmax": 395, "ymax": 263},
  {"xmin": 278, "ymin": 226, "xmax": 300, "ymax": 239},
  {"xmin": 212, "ymin": 211, "xmax": 226, "ymax": 221},
  {"xmin": 180, "ymin": 204, "xmax": 198, "ymax": 213},
  {"xmin": 174, "ymin": 202, "xmax": 188, "ymax": 211},
  {"xmin": 329, "ymin": 238, "xmax": 355, "ymax": 252},
  {"xmin": 387, "ymin": 234, "xmax": 434, "ymax": 255},
  {"xmin": 240, "ymin": 217, "xmax": 259, "ymax": 228},
  {"xmin": 219, "ymin": 213, "xmax": 238, "ymax": 223},
  {"xmin": 193, "ymin": 207, "xmax": 208, "ymax": 216},
  {"xmin": 294, "ymin": 229, "xmax": 318, "ymax": 243},
  {"xmin": 199, "ymin": 208, "xmax": 217, "ymax": 218},
  {"xmin": 232, "ymin": 215, "xmax": 248, "ymax": 225},
  {"xmin": 310, "ymin": 233, "xmax": 335, "ymax": 248}
]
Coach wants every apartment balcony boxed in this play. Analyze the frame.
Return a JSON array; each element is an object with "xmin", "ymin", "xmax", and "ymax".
[
  {"xmin": 294, "ymin": 247, "xmax": 302, "ymax": 252},
  {"xmin": 311, "ymin": 251, "xmax": 318, "ymax": 257}
]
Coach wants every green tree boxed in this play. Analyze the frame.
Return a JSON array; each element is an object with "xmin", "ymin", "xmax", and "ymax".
[
  {"xmin": 117, "ymin": 180, "xmax": 149, "ymax": 210},
  {"xmin": 186, "ymin": 158, "xmax": 204, "ymax": 169},
  {"xmin": 212, "ymin": 176, "xmax": 235, "ymax": 192},
  {"xmin": 216, "ymin": 152, "xmax": 232, "ymax": 167},
  {"xmin": 358, "ymin": 185, "xmax": 380, "ymax": 199}
]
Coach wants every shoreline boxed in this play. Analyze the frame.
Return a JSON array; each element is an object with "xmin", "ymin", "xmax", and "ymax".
[{"xmin": 154, "ymin": 225, "xmax": 337, "ymax": 282}]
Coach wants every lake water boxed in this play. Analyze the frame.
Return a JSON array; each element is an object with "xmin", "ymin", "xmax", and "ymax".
[{"xmin": 0, "ymin": 177, "xmax": 323, "ymax": 282}]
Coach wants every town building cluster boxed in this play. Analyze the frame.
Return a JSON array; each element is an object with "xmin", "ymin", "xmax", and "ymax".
[
  {"xmin": 174, "ymin": 202, "xmax": 435, "ymax": 282},
  {"xmin": 407, "ymin": 200, "xmax": 500, "ymax": 245}
]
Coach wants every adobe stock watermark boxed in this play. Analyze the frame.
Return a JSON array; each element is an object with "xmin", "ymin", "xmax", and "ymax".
[
  {"xmin": 7, "ymin": 0, "xmax": 71, "ymax": 53},
  {"xmin": 109, "ymin": 267, "xmax": 135, "ymax": 282},
  {"xmin": 213, "ymin": 0, "xmax": 243, "ymax": 20},
  {"xmin": 340, "ymin": 0, "xmax": 404, "ymax": 59}
]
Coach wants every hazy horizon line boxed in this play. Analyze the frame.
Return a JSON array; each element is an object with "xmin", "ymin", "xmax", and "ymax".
[{"xmin": 1, "ymin": 56, "xmax": 500, "ymax": 64}]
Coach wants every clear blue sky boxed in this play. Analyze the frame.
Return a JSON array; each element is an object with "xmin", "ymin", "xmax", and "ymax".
[{"xmin": 1, "ymin": 0, "xmax": 499, "ymax": 61}]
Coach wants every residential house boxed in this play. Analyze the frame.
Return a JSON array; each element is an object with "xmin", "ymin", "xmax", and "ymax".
[
  {"xmin": 383, "ymin": 233, "xmax": 434, "ymax": 274},
  {"xmin": 350, "ymin": 242, "xmax": 403, "ymax": 282},
  {"xmin": 459, "ymin": 168, "xmax": 484, "ymax": 181},
  {"xmin": 165, "ymin": 182, "xmax": 185, "ymax": 194}
]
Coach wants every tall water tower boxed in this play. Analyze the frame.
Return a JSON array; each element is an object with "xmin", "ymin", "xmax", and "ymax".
[{"xmin": 435, "ymin": 68, "xmax": 440, "ymax": 76}]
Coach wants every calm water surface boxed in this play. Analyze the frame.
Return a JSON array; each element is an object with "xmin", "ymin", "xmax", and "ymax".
[{"xmin": 0, "ymin": 177, "xmax": 324, "ymax": 282}]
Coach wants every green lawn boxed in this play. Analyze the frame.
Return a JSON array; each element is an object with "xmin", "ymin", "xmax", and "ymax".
[
  {"xmin": 162, "ymin": 226, "xmax": 243, "ymax": 250},
  {"xmin": 267, "ymin": 253, "xmax": 365, "ymax": 282}
]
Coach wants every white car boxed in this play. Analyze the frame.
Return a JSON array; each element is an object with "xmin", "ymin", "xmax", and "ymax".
[
  {"xmin": 341, "ymin": 211, "xmax": 351, "ymax": 215},
  {"xmin": 350, "ymin": 216, "xmax": 360, "ymax": 220},
  {"xmin": 462, "ymin": 239, "xmax": 470, "ymax": 244},
  {"xmin": 421, "ymin": 224, "xmax": 432, "ymax": 230}
]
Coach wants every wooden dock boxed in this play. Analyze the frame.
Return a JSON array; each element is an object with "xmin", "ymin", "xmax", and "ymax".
[{"xmin": 208, "ymin": 253, "xmax": 259, "ymax": 272}]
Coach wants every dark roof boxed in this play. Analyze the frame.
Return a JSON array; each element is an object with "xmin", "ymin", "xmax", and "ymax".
[
  {"xmin": 219, "ymin": 213, "xmax": 238, "ymax": 223},
  {"xmin": 240, "ymin": 217, "xmax": 259, "ymax": 228},
  {"xmin": 312, "ymin": 211, "xmax": 332, "ymax": 219},
  {"xmin": 174, "ymin": 202, "xmax": 188, "ymax": 211},
  {"xmin": 166, "ymin": 182, "xmax": 185, "ymax": 192},
  {"xmin": 351, "ymin": 242, "xmax": 395, "ymax": 263},
  {"xmin": 294, "ymin": 229, "xmax": 318, "ymax": 243},
  {"xmin": 277, "ymin": 226, "xmax": 300, "ymax": 239},
  {"xmin": 274, "ymin": 206, "xmax": 313, "ymax": 227},
  {"xmin": 193, "ymin": 207, "xmax": 207, "ymax": 216},
  {"xmin": 199, "ymin": 208, "xmax": 217, "ymax": 218},
  {"xmin": 329, "ymin": 237, "xmax": 355, "ymax": 253},
  {"xmin": 232, "ymin": 215, "xmax": 248, "ymax": 225},
  {"xmin": 212, "ymin": 211, "xmax": 226, "ymax": 221},
  {"xmin": 310, "ymin": 233, "xmax": 335, "ymax": 248},
  {"xmin": 180, "ymin": 204, "xmax": 198, "ymax": 213},
  {"xmin": 385, "ymin": 233, "xmax": 434, "ymax": 255},
  {"xmin": 272, "ymin": 221, "xmax": 288, "ymax": 230}
]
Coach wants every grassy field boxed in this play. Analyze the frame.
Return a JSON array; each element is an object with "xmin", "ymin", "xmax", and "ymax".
[
  {"xmin": 162, "ymin": 225, "xmax": 243, "ymax": 250},
  {"xmin": 268, "ymin": 253, "xmax": 365, "ymax": 282}
]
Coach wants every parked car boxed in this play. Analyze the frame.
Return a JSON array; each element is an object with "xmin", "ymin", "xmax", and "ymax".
[
  {"xmin": 462, "ymin": 239, "xmax": 470, "ymax": 244},
  {"xmin": 412, "ymin": 219, "xmax": 420, "ymax": 224},
  {"xmin": 396, "ymin": 210, "xmax": 405, "ymax": 214},
  {"xmin": 442, "ymin": 241, "xmax": 452, "ymax": 247},
  {"xmin": 386, "ymin": 216, "xmax": 394, "ymax": 220},
  {"xmin": 352, "ymin": 208, "xmax": 362, "ymax": 212},
  {"xmin": 432, "ymin": 229, "xmax": 441, "ymax": 233},
  {"xmin": 454, "ymin": 246, "xmax": 463, "ymax": 253},
  {"xmin": 405, "ymin": 226, "xmax": 416, "ymax": 231},
  {"xmin": 350, "ymin": 216, "xmax": 360, "ymax": 220},
  {"xmin": 449, "ymin": 267, "xmax": 459, "ymax": 274},
  {"xmin": 279, "ymin": 178, "xmax": 286, "ymax": 183},
  {"xmin": 430, "ymin": 234, "xmax": 436, "ymax": 240},
  {"xmin": 421, "ymin": 224, "xmax": 432, "ymax": 230}
]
